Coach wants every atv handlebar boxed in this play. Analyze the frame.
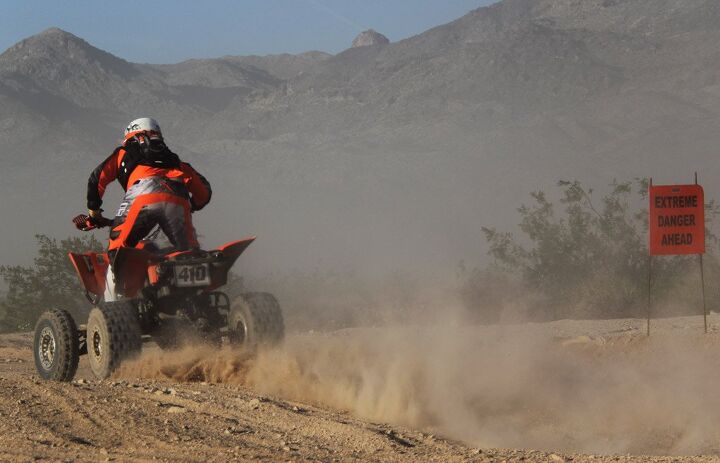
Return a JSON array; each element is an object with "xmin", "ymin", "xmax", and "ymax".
[{"xmin": 73, "ymin": 214, "xmax": 113, "ymax": 232}]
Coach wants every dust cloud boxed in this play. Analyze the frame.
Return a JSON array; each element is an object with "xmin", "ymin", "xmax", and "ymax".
[{"xmin": 117, "ymin": 318, "xmax": 720, "ymax": 456}]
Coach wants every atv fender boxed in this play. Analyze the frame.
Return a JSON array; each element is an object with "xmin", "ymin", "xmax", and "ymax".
[
  {"xmin": 205, "ymin": 237, "xmax": 256, "ymax": 291},
  {"xmin": 217, "ymin": 237, "xmax": 256, "ymax": 263},
  {"xmin": 68, "ymin": 252, "xmax": 110, "ymax": 297}
]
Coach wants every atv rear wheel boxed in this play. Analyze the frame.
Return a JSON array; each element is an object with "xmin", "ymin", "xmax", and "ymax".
[
  {"xmin": 153, "ymin": 319, "xmax": 183, "ymax": 351},
  {"xmin": 153, "ymin": 318, "xmax": 221, "ymax": 350},
  {"xmin": 228, "ymin": 292, "xmax": 284, "ymax": 350},
  {"xmin": 86, "ymin": 304, "xmax": 142, "ymax": 379},
  {"xmin": 33, "ymin": 309, "xmax": 79, "ymax": 382}
]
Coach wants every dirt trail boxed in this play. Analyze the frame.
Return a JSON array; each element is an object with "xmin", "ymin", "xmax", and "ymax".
[
  {"xmin": 1, "ymin": 337, "xmax": 476, "ymax": 462},
  {"xmin": 2, "ymin": 317, "xmax": 720, "ymax": 462}
]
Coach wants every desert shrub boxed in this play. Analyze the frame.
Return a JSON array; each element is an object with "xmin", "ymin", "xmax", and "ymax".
[
  {"xmin": 0, "ymin": 234, "xmax": 103, "ymax": 332},
  {"xmin": 466, "ymin": 179, "xmax": 720, "ymax": 321}
]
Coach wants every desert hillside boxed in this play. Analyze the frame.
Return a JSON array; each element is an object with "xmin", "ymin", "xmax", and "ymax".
[{"xmin": 3, "ymin": 0, "xmax": 720, "ymax": 273}]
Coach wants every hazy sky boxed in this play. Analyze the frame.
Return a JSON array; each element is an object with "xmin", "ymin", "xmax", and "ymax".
[{"xmin": 0, "ymin": 0, "xmax": 493, "ymax": 63}]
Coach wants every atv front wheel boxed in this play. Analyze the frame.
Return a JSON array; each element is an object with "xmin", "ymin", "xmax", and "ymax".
[
  {"xmin": 228, "ymin": 292, "xmax": 284, "ymax": 350},
  {"xmin": 86, "ymin": 304, "xmax": 142, "ymax": 379},
  {"xmin": 33, "ymin": 309, "xmax": 79, "ymax": 382}
]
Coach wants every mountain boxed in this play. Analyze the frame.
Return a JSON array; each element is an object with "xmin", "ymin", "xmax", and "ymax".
[
  {"xmin": 220, "ymin": 52, "xmax": 332, "ymax": 80},
  {"xmin": 0, "ymin": 27, "xmax": 140, "ymax": 107},
  {"xmin": 2, "ymin": 1, "xmax": 720, "ymax": 274},
  {"xmin": 352, "ymin": 30, "xmax": 390, "ymax": 48}
]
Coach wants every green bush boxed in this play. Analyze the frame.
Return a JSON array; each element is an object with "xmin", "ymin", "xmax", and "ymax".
[
  {"xmin": 469, "ymin": 180, "xmax": 720, "ymax": 321},
  {"xmin": 0, "ymin": 234, "xmax": 103, "ymax": 332}
]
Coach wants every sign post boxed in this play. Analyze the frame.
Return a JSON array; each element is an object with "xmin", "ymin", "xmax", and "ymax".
[
  {"xmin": 647, "ymin": 251, "xmax": 652, "ymax": 337},
  {"xmin": 647, "ymin": 176, "xmax": 706, "ymax": 335},
  {"xmin": 700, "ymin": 253, "xmax": 707, "ymax": 333}
]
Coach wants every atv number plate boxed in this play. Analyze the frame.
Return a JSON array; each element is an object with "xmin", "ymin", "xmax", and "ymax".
[{"xmin": 174, "ymin": 264, "xmax": 210, "ymax": 287}]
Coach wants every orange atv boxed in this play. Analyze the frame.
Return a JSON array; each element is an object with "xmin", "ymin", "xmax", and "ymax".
[{"xmin": 33, "ymin": 215, "xmax": 284, "ymax": 381}]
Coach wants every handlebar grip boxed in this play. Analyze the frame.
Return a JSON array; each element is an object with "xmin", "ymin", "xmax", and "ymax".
[
  {"xmin": 72, "ymin": 214, "xmax": 112, "ymax": 231},
  {"xmin": 73, "ymin": 214, "xmax": 91, "ymax": 231}
]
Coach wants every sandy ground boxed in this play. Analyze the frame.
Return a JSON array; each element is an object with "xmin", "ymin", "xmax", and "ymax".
[{"xmin": 2, "ymin": 316, "xmax": 720, "ymax": 462}]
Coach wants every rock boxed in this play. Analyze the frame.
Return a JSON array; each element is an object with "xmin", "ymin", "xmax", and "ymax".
[
  {"xmin": 550, "ymin": 454, "xmax": 564, "ymax": 463},
  {"xmin": 248, "ymin": 398, "xmax": 261, "ymax": 410},
  {"xmin": 561, "ymin": 335, "xmax": 593, "ymax": 347},
  {"xmin": 351, "ymin": 29, "xmax": 390, "ymax": 48},
  {"xmin": 166, "ymin": 406, "xmax": 186, "ymax": 414}
]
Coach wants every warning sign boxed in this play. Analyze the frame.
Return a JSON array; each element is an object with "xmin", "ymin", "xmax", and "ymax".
[{"xmin": 649, "ymin": 184, "xmax": 705, "ymax": 255}]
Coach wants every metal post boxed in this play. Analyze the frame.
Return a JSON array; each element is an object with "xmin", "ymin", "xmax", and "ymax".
[
  {"xmin": 696, "ymin": 172, "xmax": 708, "ymax": 333},
  {"xmin": 647, "ymin": 177, "xmax": 653, "ymax": 337},
  {"xmin": 700, "ymin": 253, "xmax": 708, "ymax": 334},
  {"xmin": 647, "ymin": 254, "xmax": 652, "ymax": 337}
]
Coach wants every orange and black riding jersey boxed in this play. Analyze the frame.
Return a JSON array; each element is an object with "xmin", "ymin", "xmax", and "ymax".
[{"xmin": 86, "ymin": 141, "xmax": 212, "ymax": 213}]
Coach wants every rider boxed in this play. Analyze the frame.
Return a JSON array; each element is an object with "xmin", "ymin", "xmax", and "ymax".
[{"xmin": 86, "ymin": 117, "xmax": 212, "ymax": 297}]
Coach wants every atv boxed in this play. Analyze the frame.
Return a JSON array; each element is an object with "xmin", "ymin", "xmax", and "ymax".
[{"xmin": 33, "ymin": 214, "xmax": 284, "ymax": 381}]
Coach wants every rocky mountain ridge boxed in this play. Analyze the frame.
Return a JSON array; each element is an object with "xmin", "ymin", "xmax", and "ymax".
[
  {"xmin": 2, "ymin": 0, "xmax": 720, "ymax": 274},
  {"xmin": 352, "ymin": 29, "xmax": 390, "ymax": 48}
]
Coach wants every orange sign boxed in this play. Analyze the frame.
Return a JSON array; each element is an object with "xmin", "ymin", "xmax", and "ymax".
[{"xmin": 649, "ymin": 184, "xmax": 705, "ymax": 255}]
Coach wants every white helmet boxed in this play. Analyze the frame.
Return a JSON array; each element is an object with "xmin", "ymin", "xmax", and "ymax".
[{"xmin": 124, "ymin": 117, "xmax": 162, "ymax": 141}]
